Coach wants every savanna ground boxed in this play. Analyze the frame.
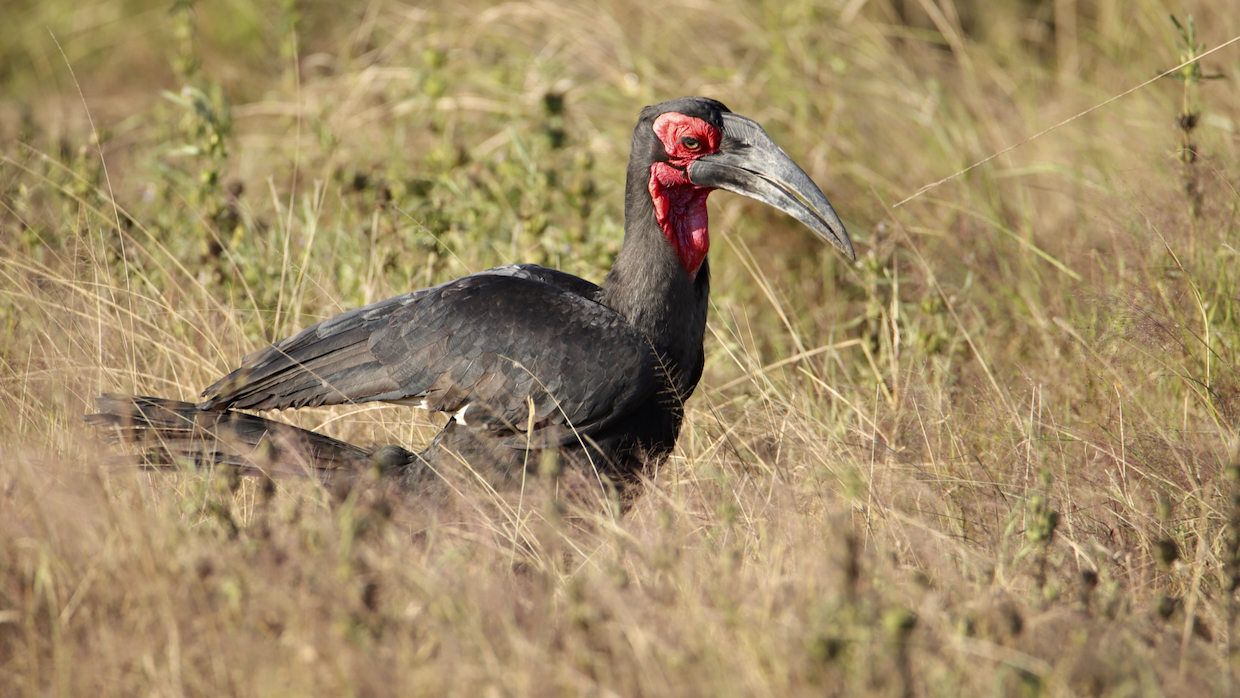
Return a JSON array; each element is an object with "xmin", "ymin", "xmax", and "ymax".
[{"xmin": 3, "ymin": 0, "xmax": 1240, "ymax": 695}]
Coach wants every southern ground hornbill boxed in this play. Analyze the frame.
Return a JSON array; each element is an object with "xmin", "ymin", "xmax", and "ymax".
[{"xmin": 87, "ymin": 97, "xmax": 854, "ymax": 497}]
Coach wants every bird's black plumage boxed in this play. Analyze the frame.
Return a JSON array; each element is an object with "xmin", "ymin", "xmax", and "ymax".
[{"xmin": 87, "ymin": 97, "xmax": 854, "ymax": 497}]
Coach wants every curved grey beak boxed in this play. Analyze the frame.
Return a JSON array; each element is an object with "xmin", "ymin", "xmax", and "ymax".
[{"xmin": 688, "ymin": 112, "xmax": 854, "ymax": 260}]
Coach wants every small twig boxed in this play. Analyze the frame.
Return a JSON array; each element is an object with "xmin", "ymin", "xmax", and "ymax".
[{"xmin": 894, "ymin": 33, "xmax": 1240, "ymax": 208}]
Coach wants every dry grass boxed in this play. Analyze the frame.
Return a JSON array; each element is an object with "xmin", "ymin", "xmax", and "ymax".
[{"xmin": 3, "ymin": 0, "xmax": 1240, "ymax": 695}]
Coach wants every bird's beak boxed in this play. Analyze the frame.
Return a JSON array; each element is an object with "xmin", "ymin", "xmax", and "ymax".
[{"xmin": 688, "ymin": 112, "xmax": 855, "ymax": 261}]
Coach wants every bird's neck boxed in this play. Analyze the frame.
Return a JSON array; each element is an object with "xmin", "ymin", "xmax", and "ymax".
[{"xmin": 602, "ymin": 161, "xmax": 711, "ymax": 395}]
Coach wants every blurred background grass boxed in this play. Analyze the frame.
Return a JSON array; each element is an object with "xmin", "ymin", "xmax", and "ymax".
[{"xmin": 2, "ymin": 0, "xmax": 1240, "ymax": 695}]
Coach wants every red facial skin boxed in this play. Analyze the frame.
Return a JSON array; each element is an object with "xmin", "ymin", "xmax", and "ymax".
[{"xmin": 648, "ymin": 112, "xmax": 723, "ymax": 281}]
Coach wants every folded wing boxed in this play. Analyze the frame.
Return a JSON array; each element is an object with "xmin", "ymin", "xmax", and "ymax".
[{"xmin": 199, "ymin": 265, "xmax": 658, "ymax": 448}]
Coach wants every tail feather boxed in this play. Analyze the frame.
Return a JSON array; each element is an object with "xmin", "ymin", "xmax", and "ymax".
[{"xmin": 84, "ymin": 394, "xmax": 408, "ymax": 482}]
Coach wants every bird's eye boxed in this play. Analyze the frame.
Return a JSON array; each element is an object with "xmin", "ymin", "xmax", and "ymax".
[{"xmin": 680, "ymin": 136, "xmax": 701, "ymax": 151}]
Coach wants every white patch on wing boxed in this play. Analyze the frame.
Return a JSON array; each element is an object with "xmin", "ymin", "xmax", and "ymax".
[
  {"xmin": 453, "ymin": 404, "xmax": 471, "ymax": 425},
  {"xmin": 388, "ymin": 397, "xmax": 430, "ymax": 410}
]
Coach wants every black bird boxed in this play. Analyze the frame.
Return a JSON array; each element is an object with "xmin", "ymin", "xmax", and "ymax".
[{"xmin": 87, "ymin": 97, "xmax": 854, "ymax": 495}]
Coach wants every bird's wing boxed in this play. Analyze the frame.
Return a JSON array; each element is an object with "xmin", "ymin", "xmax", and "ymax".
[{"xmin": 199, "ymin": 266, "xmax": 656, "ymax": 442}]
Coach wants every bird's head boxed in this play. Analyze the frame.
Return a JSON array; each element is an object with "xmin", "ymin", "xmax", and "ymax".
[{"xmin": 634, "ymin": 97, "xmax": 854, "ymax": 280}]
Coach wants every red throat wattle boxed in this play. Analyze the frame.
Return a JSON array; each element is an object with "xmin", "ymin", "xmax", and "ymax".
[
  {"xmin": 648, "ymin": 164, "xmax": 711, "ymax": 280},
  {"xmin": 648, "ymin": 112, "xmax": 722, "ymax": 281}
]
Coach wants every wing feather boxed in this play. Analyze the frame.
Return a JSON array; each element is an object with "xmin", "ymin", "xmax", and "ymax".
[{"xmin": 199, "ymin": 265, "xmax": 655, "ymax": 444}]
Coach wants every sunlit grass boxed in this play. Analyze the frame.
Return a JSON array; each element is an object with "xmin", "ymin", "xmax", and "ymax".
[{"xmin": 3, "ymin": 0, "xmax": 1240, "ymax": 695}]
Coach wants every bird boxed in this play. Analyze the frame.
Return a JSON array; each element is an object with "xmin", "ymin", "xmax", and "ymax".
[{"xmin": 87, "ymin": 96, "xmax": 854, "ymax": 498}]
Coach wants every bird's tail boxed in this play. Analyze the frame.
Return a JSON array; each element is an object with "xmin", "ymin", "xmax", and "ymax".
[{"xmin": 84, "ymin": 394, "xmax": 416, "ymax": 485}]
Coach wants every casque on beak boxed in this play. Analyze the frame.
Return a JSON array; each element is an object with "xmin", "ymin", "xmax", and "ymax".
[{"xmin": 688, "ymin": 112, "xmax": 854, "ymax": 260}]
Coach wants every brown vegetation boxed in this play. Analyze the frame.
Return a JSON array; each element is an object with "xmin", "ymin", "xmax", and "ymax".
[{"xmin": 2, "ymin": 0, "xmax": 1239, "ymax": 695}]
